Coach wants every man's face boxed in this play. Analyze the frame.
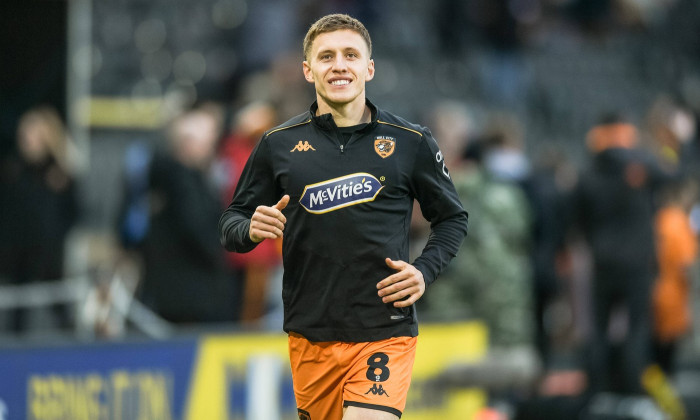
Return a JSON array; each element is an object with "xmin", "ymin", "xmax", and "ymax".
[{"xmin": 303, "ymin": 29, "xmax": 374, "ymax": 110}]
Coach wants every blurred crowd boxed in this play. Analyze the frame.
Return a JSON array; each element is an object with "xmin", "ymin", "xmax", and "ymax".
[
  {"xmin": 2, "ymin": 0, "xmax": 700, "ymax": 418},
  {"xmin": 414, "ymin": 98, "xmax": 700, "ymax": 419}
]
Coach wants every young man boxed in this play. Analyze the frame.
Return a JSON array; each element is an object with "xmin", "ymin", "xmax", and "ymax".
[{"xmin": 219, "ymin": 14, "xmax": 468, "ymax": 420}]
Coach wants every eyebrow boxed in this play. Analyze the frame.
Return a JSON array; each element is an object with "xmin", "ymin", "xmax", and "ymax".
[{"xmin": 316, "ymin": 47, "xmax": 362, "ymax": 57}]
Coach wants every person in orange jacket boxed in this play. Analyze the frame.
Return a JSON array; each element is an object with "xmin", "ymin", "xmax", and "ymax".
[{"xmin": 652, "ymin": 177, "xmax": 698, "ymax": 373}]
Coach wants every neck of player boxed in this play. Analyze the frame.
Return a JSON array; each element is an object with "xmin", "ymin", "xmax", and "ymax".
[{"xmin": 316, "ymin": 97, "xmax": 371, "ymax": 127}]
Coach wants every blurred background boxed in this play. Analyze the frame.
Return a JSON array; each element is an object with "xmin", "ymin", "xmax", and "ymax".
[{"xmin": 2, "ymin": 0, "xmax": 700, "ymax": 419}]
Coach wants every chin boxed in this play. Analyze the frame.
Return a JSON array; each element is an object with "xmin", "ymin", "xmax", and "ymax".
[{"xmin": 325, "ymin": 93, "xmax": 360, "ymax": 107}]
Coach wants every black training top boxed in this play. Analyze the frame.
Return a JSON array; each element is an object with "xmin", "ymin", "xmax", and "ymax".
[{"xmin": 219, "ymin": 99, "xmax": 468, "ymax": 342}]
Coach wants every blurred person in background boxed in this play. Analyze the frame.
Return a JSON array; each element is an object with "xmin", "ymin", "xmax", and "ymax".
[
  {"xmin": 521, "ymin": 145, "xmax": 578, "ymax": 369},
  {"xmin": 220, "ymin": 14, "xmax": 468, "ymax": 420},
  {"xmin": 117, "ymin": 101, "xmax": 226, "ymax": 267},
  {"xmin": 426, "ymin": 114, "xmax": 535, "ymax": 351},
  {"xmin": 651, "ymin": 177, "xmax": 698, "ymax": 375},
  {"xmin": 644, "ymin": 95, "xmax": 699, "ymax": 375},
  {"xmin": 571, "ymin": 113, "xmax": 674, "ymax": 396},
  {"xmin": 409, "ymin": 100, "xmax": 473, "ymax": 263},
  {"xmin": 218, "ymin": 101, "xmax": 281, "ymax": 326},
  {"xmin": 0, "ymin": 106, "xmax": 79, "ymax": 333},
  {"xmin": 138, "ymin": 106, "xmax": 235, "ymax": 324},
  {"xmin": 646, "ymin": 95, "xmax": 699, "ymax": 176},
  {"xmin": 421, "ymin": 112, "xmax": 538, "ymax": 418},
  {"xmin": 482, "ymin": 113, "xmax": 531, "ymax": 187}
]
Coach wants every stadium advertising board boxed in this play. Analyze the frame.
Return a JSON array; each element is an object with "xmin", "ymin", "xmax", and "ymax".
[{"xmin": 0, "ymin": 322, "xmax": 486, "ymax": 420}]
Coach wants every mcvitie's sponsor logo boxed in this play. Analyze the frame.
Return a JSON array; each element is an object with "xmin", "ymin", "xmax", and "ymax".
[{"xmin": 299, "ymin": 173, "xmax": 383, "ymax": 214}]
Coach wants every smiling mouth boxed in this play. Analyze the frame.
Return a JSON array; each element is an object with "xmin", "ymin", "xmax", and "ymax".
[{"xmin": 330, "ymin": 80, "xmax": 350, "ymax": 86}]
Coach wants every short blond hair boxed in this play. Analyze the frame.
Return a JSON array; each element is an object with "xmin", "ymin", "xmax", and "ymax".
[{"xmin": 303, "ymin": 14, "xmax": 372, "ymax": 61}]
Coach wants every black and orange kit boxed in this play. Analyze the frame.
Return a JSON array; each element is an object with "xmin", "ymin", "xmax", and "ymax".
[{"xmin": 219, "ymin": 99, "xmax": 468, "ymax": 418}]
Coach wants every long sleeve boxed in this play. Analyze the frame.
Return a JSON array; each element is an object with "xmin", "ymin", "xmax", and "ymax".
[
  {"xmin": 410, "ymin": 131, "xmax": 469, "ymax": 285},
  {"xmin": 219, "ymin": 136, "xmax": 277, "ymax": 253}
]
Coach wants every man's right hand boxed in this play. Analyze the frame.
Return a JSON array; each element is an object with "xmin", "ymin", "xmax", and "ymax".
[{"xmin": 249, "ymin": 195, "xmax": 290, "ymax": 243}]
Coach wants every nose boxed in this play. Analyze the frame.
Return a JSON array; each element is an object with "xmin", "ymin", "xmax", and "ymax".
[{"xmin": 332, "ymin": 55, "xmax": 348, "ymax": 71}]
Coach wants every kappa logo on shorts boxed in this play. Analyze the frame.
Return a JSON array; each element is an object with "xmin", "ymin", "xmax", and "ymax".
[
  {"xmin": 374, "ymin": 136, "xmax": 395, "ymax": 158},
  {"xmin": 299, "ymin": 173, "xmax": 383, "ymax": 214},
  {"xmin": 365, "ymin": 384, "xmax": 390, "ymax": 397},
  {"xmin": 297, "ymin": 408, "xmax": 311, "ymax": 420}
]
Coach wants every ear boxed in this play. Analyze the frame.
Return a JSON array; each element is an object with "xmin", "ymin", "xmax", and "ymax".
[
  {"xmin": 365, "ymin": 59, "xmax": 375, "ymax": 82},
  {"xmin": 302, "ymin": 61, "xmax": 314, "ymax": 83}
]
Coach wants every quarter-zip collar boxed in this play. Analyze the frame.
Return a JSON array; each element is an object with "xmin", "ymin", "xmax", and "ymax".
[{"xmin": 309, "ymin": 99, "xmax": 378, "ymax": 133}]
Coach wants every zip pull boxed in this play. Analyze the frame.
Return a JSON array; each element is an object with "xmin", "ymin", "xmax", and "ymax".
[{"xmin": 340, "ymin": 144, "xmax": 344, "ymax": 153}]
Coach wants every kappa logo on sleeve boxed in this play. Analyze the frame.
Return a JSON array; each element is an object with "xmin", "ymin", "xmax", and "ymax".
[{"xmin": 299, "ymin": 173, "xmax": 384, "ymax": 214}]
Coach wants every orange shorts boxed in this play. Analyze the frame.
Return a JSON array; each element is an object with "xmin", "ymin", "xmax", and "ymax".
[{"xmin": 288, "ymin": 333, "xmax": 417, "ymax": 420}]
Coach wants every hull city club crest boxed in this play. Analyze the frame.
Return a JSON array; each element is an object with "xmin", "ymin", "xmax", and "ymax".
[{"xmin": 374, "ymin": 136, "xmax": 396, "ymax": 158}]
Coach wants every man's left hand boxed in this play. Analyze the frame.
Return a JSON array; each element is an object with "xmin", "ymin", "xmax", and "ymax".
[{"xmin": 377, "ymin": 258, "xmax": 425, "ymax": 308}]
